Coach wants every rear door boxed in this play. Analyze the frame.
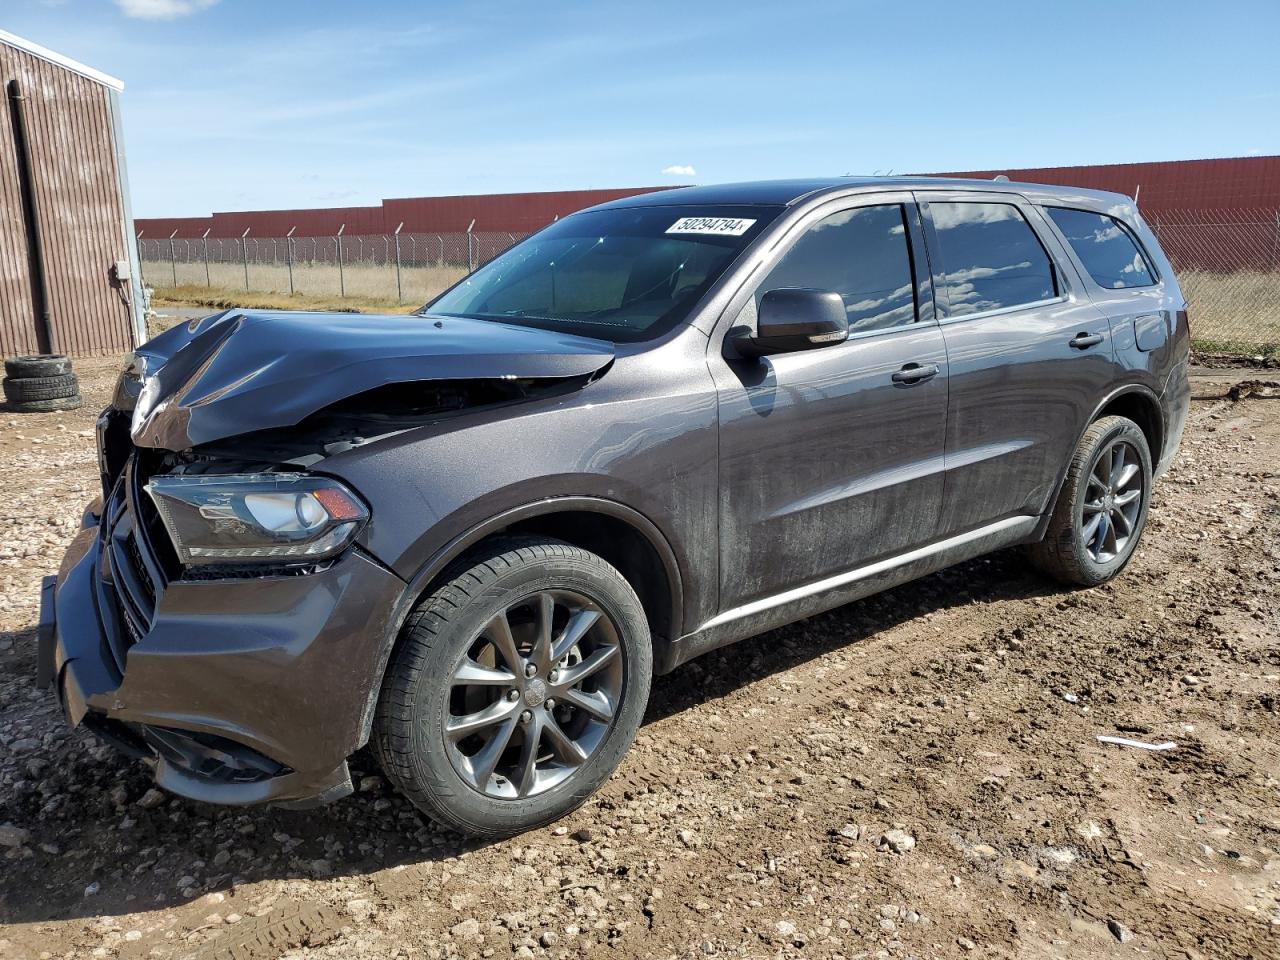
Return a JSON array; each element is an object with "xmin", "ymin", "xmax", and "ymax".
[
  {"xmin": 710, "ymin": 193, "xmax": 948, "ymax": 610},
  {"xmin": 917, "ymin": 191, "xmax": 1122, "ymax": 534},
  {"xmin": 1042, "ymin": 204, "xmax": 1186, "ymax": 468}
]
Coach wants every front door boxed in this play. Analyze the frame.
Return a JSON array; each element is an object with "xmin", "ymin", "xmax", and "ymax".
[{"xmin": 710, "ymin": 196, "xmax": 948, "ymax": 611}]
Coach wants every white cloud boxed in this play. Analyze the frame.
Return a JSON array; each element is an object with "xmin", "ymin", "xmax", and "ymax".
[
  {"xmin": 946, "ymin": 260, "xmax": 1032, "ymax": 284},
  {"xmin": 114, "ymin": 0, "xmax": 219, "ymax": 20},
  {"xmin": 930, "ymin": 202, "xmax": 1018, "ymax": 230},
  {"xmin": 662, "ymin": 164, "xmax": 697, "ymax": 177}
]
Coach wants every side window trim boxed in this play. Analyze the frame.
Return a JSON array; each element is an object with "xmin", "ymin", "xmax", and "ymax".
[
  {"xmin": 904, "ymin": 201, "xmax": 936, "ymax": 328},
  {"xmin": 711, "ymin": 192, "xmax": 941, "ymax": 347},
  {"xmin": 913, "ymin": 190, "xmax": 1073, "ymax": 324},
  {"xmin": 1040, "ymin": 204, "xmax": 1162, "ymax": 288},
  {"xmin": 916, "ymin": 198, "xmax": 951, "ymax": 317}
]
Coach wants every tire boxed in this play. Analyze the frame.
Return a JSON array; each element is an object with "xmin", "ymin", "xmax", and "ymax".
[
  {"xmin": 1028, "ymin": 415, "xmax": 1152, "ymax": 586},
  {"xmin": 4, "ymin": 393, "xmax": 83, "ymax": 413},
  {"xmin": 3, "ymin": 373, "xmax": 79, "ymax": 403},
  {"xmin": 4, "ymin": 354, "xmax": 71, "ymax": 378},
  {"xmin": 373, "ymin": 536, "xmax": 652, "ymax": 838}
]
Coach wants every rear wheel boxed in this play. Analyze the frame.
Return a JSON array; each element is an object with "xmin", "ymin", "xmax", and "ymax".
[
  {"xmin": 1028, "ymin": 415, "xmax": 1152, "ymax": 586},
  {"xmin": 373, "ymin": 537, "xmax": 652, "ymax": 838}
]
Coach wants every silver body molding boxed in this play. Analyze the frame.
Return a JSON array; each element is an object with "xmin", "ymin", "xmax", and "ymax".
[{"xmin": 669, "ymin": 515, "xmax": 1039, "ymax": 667}]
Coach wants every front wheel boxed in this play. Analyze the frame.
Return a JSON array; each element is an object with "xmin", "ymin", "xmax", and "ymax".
[
  {"xmin": 1028, "ymin": 415, "xmax": 1153, "ymax": 586},
  {"xmin": 373, "ymin": 537, "xmax": 652, "ymax": 838}
]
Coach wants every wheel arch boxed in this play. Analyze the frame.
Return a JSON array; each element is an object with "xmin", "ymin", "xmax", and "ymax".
[
  {"xmin": 357, "ymin": 497, "xmax": 685, "ymax": 744},
  {"xmin": 1030, "ymin": 383, "xmax": 1163, "ymax": 542},
  {"xmin": 1093, "ymin": 388, "xmax": 1164, "ymax": 467}
]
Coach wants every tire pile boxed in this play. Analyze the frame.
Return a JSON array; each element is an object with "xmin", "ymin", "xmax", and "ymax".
[{"xmin": 2, "ymin": 354, "xmax": 82, "ymax": 412}]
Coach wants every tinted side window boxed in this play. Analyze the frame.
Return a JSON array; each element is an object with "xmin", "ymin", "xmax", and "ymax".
[
  {"xmin": 929, "ymin": 201, "xmax": 1057, "ymax": 316},
  {"xmin": 1045, "ymin": 207, "xmax": 1156, "ymax": 289},
  {"xmin": 758, "ymin": 204, "xmax": 916, "ymax": 332}
]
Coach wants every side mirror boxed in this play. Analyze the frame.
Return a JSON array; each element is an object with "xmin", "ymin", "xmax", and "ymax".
[{"xmin": 734, "ymin": 288, "xmax": 849, "ymax": 358}]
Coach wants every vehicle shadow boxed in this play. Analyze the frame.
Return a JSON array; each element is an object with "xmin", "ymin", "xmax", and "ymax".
[{"xmin": 0, "ymin": 550, "xmax": 1058, "ymax": 926}]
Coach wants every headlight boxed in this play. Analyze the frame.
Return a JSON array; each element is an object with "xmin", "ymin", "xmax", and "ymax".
[{"xmin": 145, "ymin": 473, "xmax": 368, "ymax": 566}]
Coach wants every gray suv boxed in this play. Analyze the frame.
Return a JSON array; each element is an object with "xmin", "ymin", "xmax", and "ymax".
[{"xmin": 39, "ymin": 178, "xmax": 1190, "ymax": 837}]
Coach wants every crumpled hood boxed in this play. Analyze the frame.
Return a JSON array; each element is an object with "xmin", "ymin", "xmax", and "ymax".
[{"xmin": 125, "ymin": 310, "xmax": 615, "ymax": 450}]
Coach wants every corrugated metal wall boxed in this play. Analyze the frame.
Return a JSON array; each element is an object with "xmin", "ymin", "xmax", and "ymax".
[
  {"xmin": 0, "ymin": 40, "xmax": 135, "ymax": 358},
  {"xmin": 136, "ymin": 156, "xmax": 1280, "ymax": 242},
  {"xmin": 932, "ymin": 156, "xmax": 1280, "ymax": 211},
  {"xmin": 382, "ymin": 187, "xmax": 677, "ymax": 234},
  {"xmin": 136, "ymin": 186, "xmax": 678, "ymax": 239}
]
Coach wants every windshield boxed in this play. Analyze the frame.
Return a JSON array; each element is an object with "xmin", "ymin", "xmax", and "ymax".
[{"xmin": 422, "ymin": 204, "xmax": 782, "ymax": 342}]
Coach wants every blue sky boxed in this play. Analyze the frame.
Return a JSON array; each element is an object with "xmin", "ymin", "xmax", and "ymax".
[{"xmin": 6, "ymin": 0, "xmax": 1280, "ymax": 218}]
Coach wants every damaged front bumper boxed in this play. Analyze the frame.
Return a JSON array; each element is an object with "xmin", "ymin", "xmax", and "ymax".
[{"xmin": 40, "ymin": 492, "xmax": 405, "ymax": 808}]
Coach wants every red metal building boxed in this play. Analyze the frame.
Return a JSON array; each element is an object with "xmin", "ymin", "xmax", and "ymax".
[
  {"xmin": 929, "ymin": 155, "xmax": 1280, "ymax": 211},
  {"xmin": 137, "ymin": 186, "xmax": 676, "ymax": 239},
  {"xmin": 134, "ymin": 155, "xmax": 1279, "ymax": 246}
]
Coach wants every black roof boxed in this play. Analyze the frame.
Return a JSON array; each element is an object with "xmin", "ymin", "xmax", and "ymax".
[
  {"xmin": 588, "ymin": 176, "xmax": 1134, "ymax": 212},
  {"xmin": 591, "ymin": 179, "xmax": 858, "ymax": 207}
]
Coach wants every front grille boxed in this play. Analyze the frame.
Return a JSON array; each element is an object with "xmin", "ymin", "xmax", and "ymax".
[
  {"xmin": 98, "ymin": 456, "xmax": 169, "ymax": 673},
  {"xmin": 126, "ymin": 534, "xmax": 156, "ymax": 606}
]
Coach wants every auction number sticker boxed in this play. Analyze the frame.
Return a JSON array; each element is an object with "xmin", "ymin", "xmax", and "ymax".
[{"xmin": 665, "ymin": 217, "xmax": 757, "ymax": 236}]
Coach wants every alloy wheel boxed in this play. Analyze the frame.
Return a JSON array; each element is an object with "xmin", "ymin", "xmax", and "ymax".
[
  {"xmin": 443, "ymin": 590, "xmax": 623, "ymax": 800},
  {"xmin": 1080, "ymin": 439, "xmax": 1144, "ymax": 563}
]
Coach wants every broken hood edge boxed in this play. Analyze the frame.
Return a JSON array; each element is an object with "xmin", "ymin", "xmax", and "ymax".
[{"xmin": 126, "ymin": 310, "xmax": 616, "ymax": 450}]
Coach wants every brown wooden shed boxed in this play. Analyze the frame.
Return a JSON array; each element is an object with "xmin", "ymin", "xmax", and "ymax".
[{"xmin": 0, "ymin": 30, "xmax": 143, "ymax": 359}]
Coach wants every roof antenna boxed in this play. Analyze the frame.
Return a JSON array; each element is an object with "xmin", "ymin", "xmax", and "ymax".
[{"xmin": 992, "ymin": 174, "xmax": 1010, "ymax": 182}]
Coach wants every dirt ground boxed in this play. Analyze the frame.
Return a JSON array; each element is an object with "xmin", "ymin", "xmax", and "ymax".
[{"xmin": 1, "ymin": 355, "xmax": 1278, "ymax": 960}]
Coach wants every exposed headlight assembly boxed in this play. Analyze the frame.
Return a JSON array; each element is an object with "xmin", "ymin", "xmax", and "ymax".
[{"xmin": 145, "ymin": 473, "xmax": 368, "ymax": 566}]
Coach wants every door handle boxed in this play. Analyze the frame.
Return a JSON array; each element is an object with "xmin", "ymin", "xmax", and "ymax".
[
  {"xmin": 1069, "ymin": 332, "xmax": 1104, "ymax": 349},
  {"xmin": 891, "ymin": 362, "xmax": 939, "ymax": 384}
]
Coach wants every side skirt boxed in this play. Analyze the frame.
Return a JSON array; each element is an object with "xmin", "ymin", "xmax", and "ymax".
[{"xmin": 662, "ymin": 514, "xmax": 1039, "ymax": 671}]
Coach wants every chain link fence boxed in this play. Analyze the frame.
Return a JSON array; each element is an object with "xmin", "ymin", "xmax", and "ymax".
[
  {"xmin": 139, "ymin": 208, "xmax": 1280, "ymax": 354},
  {"xmin": 139, "ymin": 230, "xmax": 529, "ymax": 304},
  {"xmin": 1147, "ymin": 209, "xmax": 1280, "ymax": 353}
]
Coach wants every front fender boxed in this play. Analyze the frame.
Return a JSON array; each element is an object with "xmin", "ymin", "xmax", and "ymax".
[
  {"xmin": 348, "ymin": 494, "xmax": 688, "ymax": 744},
  {"xmin": 319, "ymin": 344, "xmax": 721, "ymax": 742},
  {"xmin": 324, "ymin": 381, "xmax": 717, "ymax": 593}
]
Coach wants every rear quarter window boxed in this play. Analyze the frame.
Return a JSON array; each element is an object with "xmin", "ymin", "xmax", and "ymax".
[{"xmin": 1044, "ymin": 207, "xmax": 1156, "ymax": 289}]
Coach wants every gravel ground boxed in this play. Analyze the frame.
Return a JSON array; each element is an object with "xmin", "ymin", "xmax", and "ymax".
[{"xmin": 1, "ymin": 356, "xmax": 1278, "ymax": 960}]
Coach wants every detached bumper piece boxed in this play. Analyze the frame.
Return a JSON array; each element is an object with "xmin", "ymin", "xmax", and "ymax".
[
  {"xmin": 81, "ymin": 713, "xmax": 285, "ymax": 783},
  {"xmin": 77, "ymin": 711, "xmax": 353, "ymax": 807},
  {"xmin": 37, "ymin": 575, "xmax": 57, "ymax": 689}
]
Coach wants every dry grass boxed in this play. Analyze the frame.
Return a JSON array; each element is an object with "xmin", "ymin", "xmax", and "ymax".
[
  {"xmin": 144, "ymin": 260, "xmax": 468, "ymax": 306},
  {"xmin": 144, "ymin": 260, "xmax": 1280, "ymax": 356},
  {"xmin": 1179, "ymin": 269, "xmax": 1280, "ymax": 355},
  {"xmin": 151, "ymin": 284, "xmax": 419, "ymax": 315}
]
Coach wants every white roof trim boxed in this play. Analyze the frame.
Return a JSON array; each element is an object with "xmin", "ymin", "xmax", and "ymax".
[{"xmin": 0, "ymin": 30, "xmax": 124, "ymax": 92}]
